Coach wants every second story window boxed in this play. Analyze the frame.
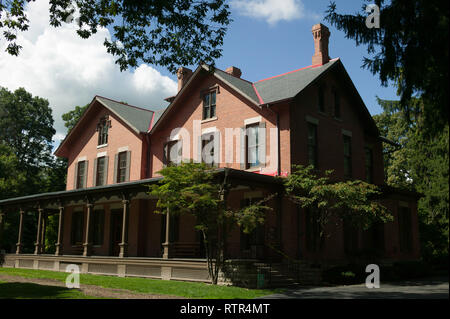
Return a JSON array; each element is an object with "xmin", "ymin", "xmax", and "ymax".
[
  {"xmin": 307, "ymin": 123, "xmax": 318, "ymax": 168},
  {"xmin": 246, "ymin": 123, "xmax": 260, "ymax": 169},
  {"xmin": 95, "ymin": 156, "xmax": 107, "ymax": 186},
  {"xmin": 365, "ymin": 146, "xmax": 373, "ymax": 183},
  {"xmin": 96, "ymin": 115, "xmax": 111, "ymax": 146},
  {"xmin": 201, "ymin": 133, "xmax": 216, "ymax": 166},
  {"xmin": 76, "ymin": 160, "xmax": 87, "ymax": 189},
  {"xmin": 165, "ymin": 140, "xmax": 182, "ymax": 166},
  {"xmin": 203, "ymin": 91, "xmax": 216, "ymax": 120},
  {"xmin": 343, "ymin": 135, "xmax": 352, "ymax": 178},
  {"xmin": 117, "ymin": 151, "xmax": 127, "ymax": 183}
]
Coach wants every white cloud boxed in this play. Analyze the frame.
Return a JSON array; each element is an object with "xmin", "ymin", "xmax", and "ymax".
[
  {"xmin": 0, "ymin": 0, "xmax": 177, "ymax": 148},
  {"xmin": 231, "ymin": 0, "xmax": 311, "ymax": 25}
]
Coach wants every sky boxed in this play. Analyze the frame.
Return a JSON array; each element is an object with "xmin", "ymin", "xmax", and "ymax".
[{"xmin": 0, "ymin": 0, "xmax": 398, "ymax": 149}]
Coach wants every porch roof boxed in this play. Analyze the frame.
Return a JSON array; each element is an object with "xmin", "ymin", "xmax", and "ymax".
[{"xmin": 0, "ymin": 168, "xmax": 282, "ymax": 208}]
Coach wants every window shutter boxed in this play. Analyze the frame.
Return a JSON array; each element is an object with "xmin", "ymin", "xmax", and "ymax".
[
  {"xmin": 93, "ymin": 158, "xmax": 98, "ymax": 187},
  {"xmin": 104, "ymin": 156, "xmax": 109, "ymax": 185},
  {"xmin": 125, "ymin": 151, "xmax": 131, "ymax": 182},
  {"xmin": 240, "ymin": 126, "xmax": 247, "ymax": 170},
  {"xmin": 83, "ymin": 161, "xmax": 89, "ymax": 188},
  {"xmin": 113, "ymin": 154, "xmax": 118, "ymax": 183},
  {"xmin": 163, "ymin": 143, "xmax": 168, "ymax": 167},
  {"xmin": 258, "ymin": 122, "xmax": 266, "ymax": 167},
  {"xmin": 73, "ymin": 162, "xmax": 79, "ymax": 189}
]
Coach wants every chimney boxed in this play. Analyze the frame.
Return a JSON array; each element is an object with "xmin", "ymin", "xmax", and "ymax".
[
  {"xmin": 177, "ymin": 67, "xmax": 193, "ymax": 91},
  {"xmin": 311, "ymin": 23, "xmax": 331, "ymax": 65},
  {"xmin": 225, "ymin": 66, "xmax": 242, "ymax": 78}
]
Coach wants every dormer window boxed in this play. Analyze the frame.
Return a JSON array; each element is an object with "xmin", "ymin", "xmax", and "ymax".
[
  {"xmin": 203, "ymin": 91, "xmax": 216, "ymax": 120},
  {"xmin": 96, "ymin": 115, "xmax": 111, "ymax": 146}
]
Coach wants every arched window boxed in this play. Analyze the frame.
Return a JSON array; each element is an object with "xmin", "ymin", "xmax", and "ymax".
[{"xmin": 96, "ymin": 115, "xmax": 111, "ymax": 146}]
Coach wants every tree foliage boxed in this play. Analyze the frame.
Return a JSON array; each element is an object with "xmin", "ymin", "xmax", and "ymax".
[
  {"xmin": 325, "ymin": 0, "xmax": 449, "ymax": 136},
  {"xmin": 148, "ymin": 161, "xmax": 272, "ymax": 284},
  {"xmin": 61, "ymin": 103, "xmax": 89, "ymax": 133},
  {"xmin": 374, "ymin": 98, "xmax": 449, "ymax": 262},
  {"xmin": 1, "ymin": 0, "xmax": 232, "ymax": 73},
  {"xmin": 284, "ymin": 165, "xmax": 392, "ymax": 234}
]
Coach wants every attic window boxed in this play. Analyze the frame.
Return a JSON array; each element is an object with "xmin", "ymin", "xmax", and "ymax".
[{"xmin": 96, "ymin": 115, "xmax": 111, "ymax": 146}]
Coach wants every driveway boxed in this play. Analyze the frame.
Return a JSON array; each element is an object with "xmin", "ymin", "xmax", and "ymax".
[{"xmin": 260, "ymin": 276, "xmax": 449, "ymax": 299}]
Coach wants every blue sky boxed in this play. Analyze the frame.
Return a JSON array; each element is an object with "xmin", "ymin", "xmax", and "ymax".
[
  {"xmin": 0, "ymin": 0, "xmax": 397, "ymax": 144},
  {"xmin": 162, "ymin": 0, "xmax": 398, "ymax": 116}
]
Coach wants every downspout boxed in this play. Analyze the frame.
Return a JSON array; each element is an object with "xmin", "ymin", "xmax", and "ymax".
[
  {"xmin": 146, "ymin": 134, "xmax": 151, "ymax": 178},
  {"xmin": 265, "ymin": 104, "xmax": 281, "ymax": 176}
]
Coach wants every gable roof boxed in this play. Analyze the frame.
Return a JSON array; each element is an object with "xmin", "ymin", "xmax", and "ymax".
[
  {"xmin": 55, "ymin": 96, "xmax": 160, "ymax": 157},
  {"xmin": 253, "ymin": 58, "xmax": 340, "ymax": 104}
]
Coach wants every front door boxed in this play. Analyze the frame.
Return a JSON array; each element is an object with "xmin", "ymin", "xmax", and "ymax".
[{"xmin": 110, "ymin": 209, "xmax": 123, "ymax": 256}]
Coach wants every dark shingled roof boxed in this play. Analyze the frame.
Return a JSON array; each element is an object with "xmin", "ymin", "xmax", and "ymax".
[
  {"xmin": 96, "ymin": 96, "xmax": 155, "ymax": 133},
  {"xmin": 253, "ymin": 58, "xmax": 340, "ymax": 104},
  {"xmin": 213, "ymin": 68, "xmax": 260, "ymax": 105}
]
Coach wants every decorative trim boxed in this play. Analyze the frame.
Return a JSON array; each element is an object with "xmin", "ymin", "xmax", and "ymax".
[
  {"xmin": 97, "ymin": 144, "xmax": 108, "ymax": 149},
  {"xmin": 306, "ymin": 116, "xmax": 319, "ymax": 125},
  {"xmin": 117, "ymin": 146, "xmax": 129, "ymax": 153},
  {"xmin": 244, "ymin": 116, "xmax": 262, "ymax": 126},
  {"xmin": 201, "ymin": 126, "xmax": 217, "ymax": 134},
  {"xmin": 342, "ymin": 129, "xmax": 352, "ymax": 137},
  {"xmin": 97, "ymin": 152, "xmax": 107, "ymax": 158},
  {"xmin": 77, "ymin": 156, "xmax": 87, "ymax": 162},
  {"xmin": 201, "ymin": 117, "xmax": 218, "ymax": 124}
]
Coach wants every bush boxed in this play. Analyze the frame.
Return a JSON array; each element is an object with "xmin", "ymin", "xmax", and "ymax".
[
  {"xmin": 322, "ymin": 264, "xmax": 366, "ymax": 285},
  {"xmin": 383, "ymin": 261, "xmax": 432, "ymax": 281}
]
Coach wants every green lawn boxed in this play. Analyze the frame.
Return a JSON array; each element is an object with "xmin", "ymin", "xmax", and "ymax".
[{"xmin": 0, "ymin": 268, "xmax": 280, "ymax": 299}]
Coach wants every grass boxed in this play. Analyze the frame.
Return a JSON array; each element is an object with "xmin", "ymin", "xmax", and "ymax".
[
  {"xmin": 0, "ymin": 280, "xmax": 95, "ymax": 299},
  {"xmin": 0, "ymin": 268, "xmax": 281, "ymax": 299}
]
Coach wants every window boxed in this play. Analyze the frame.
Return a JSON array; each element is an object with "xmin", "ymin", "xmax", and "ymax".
[
  {"xmin": 165, "ymin": 140, "xmax": 182, "ymax": 166},
  {"xmin": 398, "ymin": 206, "xmax": 413, "ymax": 253},
  {"xmin": 203, "ymin": 91, "xmax": 216, "ymax": 120},
  {"xmin": 343, "ymin": 135, "xmax": 352, "ymax": 178},
  {"xmin": 91, "ymin": 209, "xmax": 105, "ymax": 246},
  {"xmin": 318, "ymin": 85, "xmax": 325, "ymax": 113},
  {"xmin": 365, "ymin": 147, "xmax": 373, "ymax": 183},
  {"xmin": 76, "ymin": 161, "xmax": 86, "ymax": 189},
  {"xmin": 334, "ymin": 90, "xmax": 340, "ymax": 118},
  {"xmin": 307, "ymin": 123, "xmax": 318, "ymax": 168},
  {"xmin": 96, "ymin": 156, "xmax": 107, "ymax": 186},
  {"xmin": 71, "ymin": 211, "xmax": 84, "ymax": 245},
  {"xmin": 117, "ymin": 152, "xmax": 127, "ymax": 183},
  {"xmin": 246, "ymin": 123, "xmax": 260, "ymax": 169},
  {"xmin": 96, "ymin": 116, "xmax": 111, "ymax": 146},
  {"xmin": 201, "ymin": 133, "xmax": 216, "ymax": 166}
]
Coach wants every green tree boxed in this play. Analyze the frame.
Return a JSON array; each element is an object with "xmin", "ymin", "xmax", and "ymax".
[
  {"xmin": 284, "ymin": 165, "xmax": 392, "ymax": 237},
  {"xmin": 0, "ymin": 143, "xmax": 26, "ymax": 200},
  {"xmin": 148, "ymin": 162, "xmax": 273, "ymax": 284},
  {"xmin": 61, "ymin": 103, "xmax": 89, "ymax": 133},
  {"xmin": 374, "ymin": 98, "xmax": 449, "ymax": 263},
  {"xmin": 325, "ymin": 0, "xmax": 449, "ymax": 136},
  {"xmin": 1, "ymin": 0, "xmax": 232, "ymax": 72}
]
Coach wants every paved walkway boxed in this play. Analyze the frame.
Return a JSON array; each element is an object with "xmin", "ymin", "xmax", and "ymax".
[{"xmin": 260, "ymin": 276, "xmax": 449, "ymax": 299}]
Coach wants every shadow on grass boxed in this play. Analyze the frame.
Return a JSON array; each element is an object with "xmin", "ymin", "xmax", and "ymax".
[{"xmin": 0, "ymin": 282, "xmax": 89, "ymax": 299}]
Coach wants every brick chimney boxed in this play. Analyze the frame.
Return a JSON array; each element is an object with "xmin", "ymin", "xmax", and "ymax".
[
  {"xmin": 177, "ymin": 67, "xmax": 193, "ymax": 91},
  {"xmin": 225, "ymin": 66, "xmax": 242, "ymax": 78},
  {"xmin": 311, "ymin": 23, "xmax": 331, "ymax": 65}
]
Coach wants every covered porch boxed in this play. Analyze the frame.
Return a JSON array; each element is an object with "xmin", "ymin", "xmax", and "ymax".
[{"xmin": 0, "ymin": 169, "xmax": 284, "ymax": 285}]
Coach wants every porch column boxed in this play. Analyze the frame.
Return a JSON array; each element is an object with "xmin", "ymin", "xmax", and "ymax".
[
  {"xmin": 0, "ymin": 211, "xmax": 5, "ymax": 251},
  {"xmin": 83, "ymin": 203, "xmax": 93, "ymax": 257},
  {"xmin": 55, "ymin": 205, "xmax": 64, "ymax": 256},
  {"xmin": 15, "ymin": 209, "xmax": 24, "ymax": 254},
  {"xmin": 118, "ymin": 199, "xmax": 129, "ymax": 258},
  {"xmin": 40, "ymin": 212, "xmax": 47, "ymax": 254},
  {"xmin": 34, "ymin": 207, "xmax": 43, "ymax": 255},
  {"xmin": 162, "ymin": 208, "xmax": 171, "ymax": 259}
]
